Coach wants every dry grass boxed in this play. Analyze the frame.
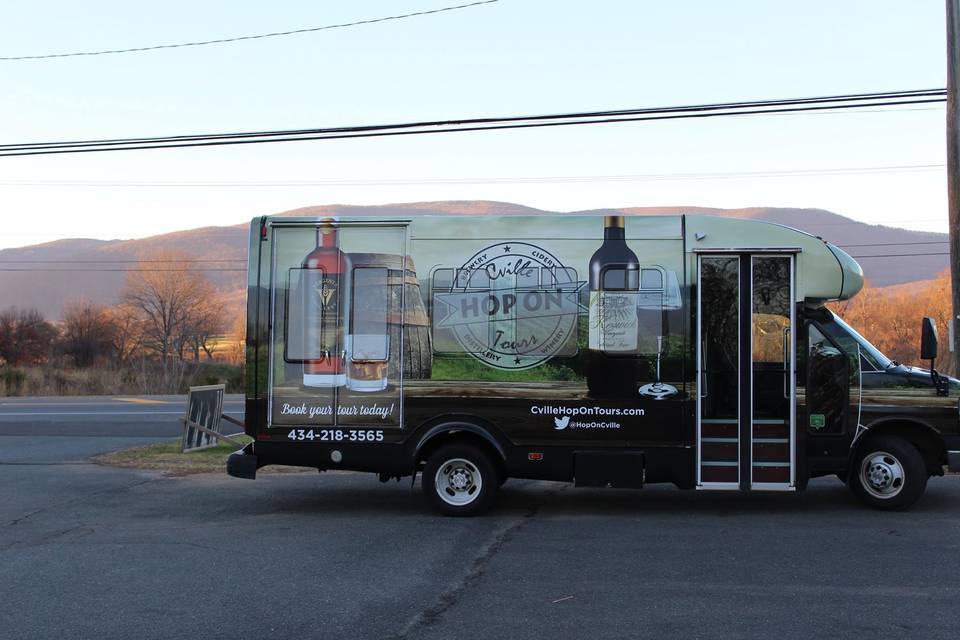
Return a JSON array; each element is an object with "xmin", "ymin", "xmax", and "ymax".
[
  {"xmin": 1, "ymin": 366, "xmax": 127, "ymax": 396},
  {"xmin": 93, "ymin": 435, "xmax": 313, "ymax": 476},
  {"xmin": 0, "ymin": 361, "xmax": 243, "ymax": 396}
]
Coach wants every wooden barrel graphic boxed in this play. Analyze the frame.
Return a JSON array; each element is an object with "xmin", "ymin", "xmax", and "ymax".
[{"xmin": 347, "ymin": 253, "xmax": 432, "ymax": 380}]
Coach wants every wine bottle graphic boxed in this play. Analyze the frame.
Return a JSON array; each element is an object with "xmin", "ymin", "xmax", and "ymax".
[
  {"xmin": 587, "ymin": 215, "xmax": 640, "ymax": 397},
  {"xmin": 301, "ymin": 222, "xmax": 350, "ymax": 387}
]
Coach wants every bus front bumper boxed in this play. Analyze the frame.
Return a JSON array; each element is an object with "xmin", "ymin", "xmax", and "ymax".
[{"xmin": 949, "ymin": 451, "xmax": 960, "ymax": 473}]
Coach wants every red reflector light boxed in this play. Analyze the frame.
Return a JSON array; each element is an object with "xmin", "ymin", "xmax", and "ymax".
[
  {"xmin": 256, "ymin": 434, "xmax": 270, "ymax": 441},
  {"xmin": 528, "ymin": 452, "xmax": 543, "ymax": 461}
]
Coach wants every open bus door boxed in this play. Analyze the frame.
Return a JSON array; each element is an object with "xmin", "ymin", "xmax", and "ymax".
[{"xmin": 696, "ymin": 253, "xmax": 797, "ymax": 490}]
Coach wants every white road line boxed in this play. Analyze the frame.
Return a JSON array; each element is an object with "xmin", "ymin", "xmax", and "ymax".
[
  {"xmin": 0, "ymin": 403, "xmax": 245, "ymax": 406},
  {"xmin": 0, "ymin": 411, "xmax": 200, "ymax": 416},
  {"xmin": 0, "ymin": 400, "xmax": 244, "ymax": 405}
]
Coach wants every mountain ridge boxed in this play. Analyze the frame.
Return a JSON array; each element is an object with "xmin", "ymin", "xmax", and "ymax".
[{"xmin": 0, "ymin": 202, "xmax": 947, "ymax": 320}]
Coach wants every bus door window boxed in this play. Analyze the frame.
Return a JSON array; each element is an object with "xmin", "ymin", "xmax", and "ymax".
[
  {"xmin": 806, "ymin": 323, "xmax": 849, "ymax": 435},
  {"xmin": 818, "ymin": 314, "xmax": 887, "ymax": 372}
]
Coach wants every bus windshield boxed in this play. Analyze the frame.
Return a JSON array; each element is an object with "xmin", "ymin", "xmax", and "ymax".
[{"xmin": 826, "ymin": 311, "xmax": 894, "ymax": 370}]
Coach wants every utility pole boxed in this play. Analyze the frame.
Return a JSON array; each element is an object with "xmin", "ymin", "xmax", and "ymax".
[{"xmin": 947, "ymin": 0, "xmax": 960, "ymax": 374}]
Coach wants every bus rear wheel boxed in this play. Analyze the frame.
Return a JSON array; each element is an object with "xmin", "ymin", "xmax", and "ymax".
[
  {"xmin": 849, "ymin": 436, "xmax": 927, "ymax": 511},
  {"xmin": 422, "ymin": 444, "xmax": 498, "ymax": 517}
]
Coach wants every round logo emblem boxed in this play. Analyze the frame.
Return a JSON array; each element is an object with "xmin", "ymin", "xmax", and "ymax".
[{"xmin": 434, "ymin": 242, "xmax": 583, "ymax": 370}]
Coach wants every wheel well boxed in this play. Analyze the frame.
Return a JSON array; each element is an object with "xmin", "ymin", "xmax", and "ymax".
[
  {"xmin": 851, "ymin": 421, "xmax": 947, "ymax": 478},
  {"xmin": 415, "ymin": 430, "xmax": 506, "ymax": 478}
]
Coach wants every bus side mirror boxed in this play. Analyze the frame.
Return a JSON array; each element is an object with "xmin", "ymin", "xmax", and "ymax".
[
  {"xmin": 920, "ymin": 317, "xmax": 938, "ymax": 360},
  {"xmin": 921, "ymin": 317, "xmax": 949, "ymax": 397}
]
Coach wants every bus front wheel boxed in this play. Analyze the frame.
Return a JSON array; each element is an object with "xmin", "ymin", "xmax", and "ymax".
[{"xmin": 849, "ymin": 435, "xmax": 927, "ymax": 511}]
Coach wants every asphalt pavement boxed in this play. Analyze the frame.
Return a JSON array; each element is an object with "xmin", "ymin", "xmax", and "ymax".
[
  {"xmin": 2, "ymin": 398, "xmax": 960, "ymax": 639},
  {"xmin": 0, "ymin": 394, "xmax": 245, "ymax": 437}
]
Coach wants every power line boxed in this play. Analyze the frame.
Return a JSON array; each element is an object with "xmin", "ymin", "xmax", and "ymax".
[
  {"xmin": 3, "ymin": 88, "xmax": 943, "ymax": 150},
  {"xmin": 0, "ymin": 163, "xmax": 945, "ymax": 187},
  {"xmin": 758, "ymin": 105, "xmax": 945, "ymax": 117},
  {"xmin": 2, "ymin": 95, "xmax": 947, "ymax": 154},
  {"xmin": 839, "ymin": 240, "xmax": 949, "ymax": 247},
  {"xmin": 0, "ymin": 248, "xmax": 952, "ymax": 268},
  {"xmin": 0, "ymin": 259, "xmax": 247, "ymax": 263},
  {"xmin": 0, "ymin": 236, "xmax": 947, "ymax": 265},
  {"xmin": 849, "ymin": 252, "xmax": 951, "ymax": 258},
  {"xmin": 0, "ymin": 268, "xmax": 245, "ymax": 272},
  {"xmin": 0, "ymin": 222, "xmax": 948, "ymax": 256},
  {"xmin": 0, "ymin": 218, "xmax": 946, "ymax": 245},
  {"xmin": 0, "ymin": 240, "xmax": 946, "ymax": 263},
  {"xmin": 794, "ymin": 218, "xmax": 947, "ymax": 227},
  {"xmin": 0, "ymin": 1, "xmax": 500, "ymax": 61},
  {"xmin": 0, "ymin": 89, "xmax": 946, "ymax": 158}
]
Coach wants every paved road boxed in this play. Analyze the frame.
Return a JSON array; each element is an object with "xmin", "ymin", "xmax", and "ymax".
[
  {"xmin": 0, "ymin": 395, "xmax": 245, "ymax": 437},
  {"xmin": 2, "ymin": 421, "xmax": 959, "ymax": 639}
]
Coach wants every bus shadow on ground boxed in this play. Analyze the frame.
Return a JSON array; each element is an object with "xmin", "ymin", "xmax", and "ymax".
[
  {"xmin": 494, "ymin": 477, "xmax": 960, "ymax": 517},
  {"xmin": 222, "ymin": 473, "xmax": 959, "ymax": 518}
]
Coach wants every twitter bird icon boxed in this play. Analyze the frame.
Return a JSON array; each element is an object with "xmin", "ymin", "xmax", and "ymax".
[{"xmin": 554, "ymin": 416, "xmax": 570, "ymax": 430}]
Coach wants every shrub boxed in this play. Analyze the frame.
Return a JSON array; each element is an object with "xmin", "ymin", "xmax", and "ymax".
[
  {"xmin": 1, "ymin": 367, "xmax": 26, "ymax": 396},
  {"xmin": 189, "ymin": 363, "xmax": 244, "ymax": 393}
]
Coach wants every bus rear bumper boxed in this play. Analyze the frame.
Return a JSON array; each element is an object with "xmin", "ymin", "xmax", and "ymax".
[{"xmin": 227, "ymin": 443, "xmax": 258, "ymax": 480}]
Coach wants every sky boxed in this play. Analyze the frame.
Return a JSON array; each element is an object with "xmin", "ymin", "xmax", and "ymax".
[{"xmin": 0, "ymin": 0, "xmax": 950, "ymax": 249}]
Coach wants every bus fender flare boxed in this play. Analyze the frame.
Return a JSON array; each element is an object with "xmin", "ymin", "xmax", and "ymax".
[
  {"xmin": 846, "ymin": 417, "xmax": 947, "ymax": 478},
  {"xmin": 412, "ymin": 419, "xmax": 508, "ymax": 468}
]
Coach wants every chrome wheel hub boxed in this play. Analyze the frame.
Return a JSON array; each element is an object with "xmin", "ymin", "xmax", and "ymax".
[
  {"xmin": 451, "ymin": 470, "xmax": 469, "ymax": 490},
  {"xmin": 435, "ymin": 458, "xmax": 482, "ymax": 506},
  {"xmin": 860, "ymin": 451, "xmax": 905, "ymax": 499}
]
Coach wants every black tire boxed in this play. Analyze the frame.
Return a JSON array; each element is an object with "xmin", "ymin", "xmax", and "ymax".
[
  {"xmin": 422, "ymin": 443, "xmax": 498, "ymax": 517},
  {"xmin": 849, "ymin": 435, "xmax": 928, "ymax": 511}
]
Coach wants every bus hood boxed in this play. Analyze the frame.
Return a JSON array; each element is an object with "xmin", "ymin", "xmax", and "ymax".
[{"xmin": 869, "ymin": 364, "xmax": 960, "ymax": 394}]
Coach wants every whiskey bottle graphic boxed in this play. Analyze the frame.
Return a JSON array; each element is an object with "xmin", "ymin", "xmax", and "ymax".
[
  {"xmin": 301, "ymin": 222, "xmax": 350, "ymax": 387},
  {"xmin": 587, "ymin": 215, "xmax": 640, "ymax": 397}
]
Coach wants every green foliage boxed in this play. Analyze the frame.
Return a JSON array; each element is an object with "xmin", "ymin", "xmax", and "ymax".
[
  {"xmin": 190, "ymin": 363, "xmax": 244, "ymax": 393},
  {"xmin": 1, "ymin": 368, "xmax": 26, "ymax": 396},
  {"xmin": 432, "ymin": 356, "xmax": 584, "ymax": 382}
]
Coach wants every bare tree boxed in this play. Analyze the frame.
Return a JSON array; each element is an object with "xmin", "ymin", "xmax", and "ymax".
[
  {"xmin": 0, "ymin": 307, "xmax": 57, "ymax": 366},
  {"xmin": 120, "ymin": 251, "xmax": 225, "ymax": 388},
  {"xmin": 186, "ymin": 293, "xmax": 227, "ymax": 361},
  {"xmin": 60, "ymin": 300, "xmax": 113, "ymax": 368},
  {"xmin": 223, "ymin": 313, "xmax": 247, "ymax": 366},
  {"xmin": 102, "ymin": 304, "xmax": 143, "ymax": 369}
]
